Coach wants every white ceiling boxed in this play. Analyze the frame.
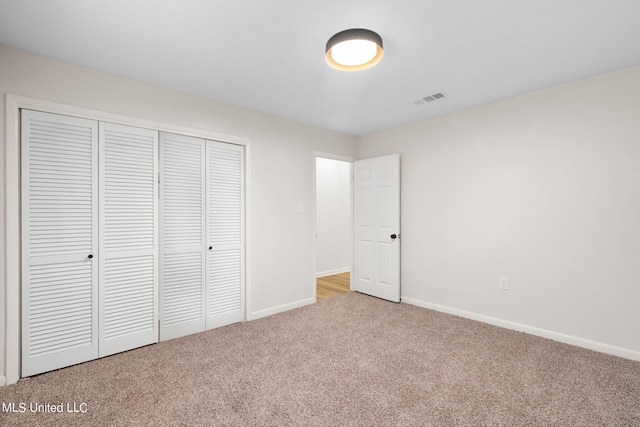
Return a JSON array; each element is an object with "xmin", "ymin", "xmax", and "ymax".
[{"xmin": 1, "ymin": 0, "xmax": 640, "ymax": 136}]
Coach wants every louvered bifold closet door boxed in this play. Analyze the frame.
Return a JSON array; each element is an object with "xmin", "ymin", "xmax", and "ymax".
[
  {"xmin": 159, "ymin": 133, "xmax": 206, "ymax": 340},
  {"xmin": 206, "ymin": 141, "xmax": 245, "ymax": 329},
  {"xmin": 21, "ymin": 110, "xmax": 99, "ymax": 377},
  {"xmin": 99, "ymin": 123, "xmax": 158, "ymax": 356}
]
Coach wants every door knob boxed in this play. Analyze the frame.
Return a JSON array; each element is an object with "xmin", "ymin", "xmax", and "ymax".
[
  {"xmin": 87, "ymin": 254, "xmax": 93, "ymax": 259},
  {"xmin": 209, "ymin": 246, "xmax": 213, "ymax": 250},
  {"xmin": 390, "ymin": 234, "xmax": 397, "ymax": 240}
]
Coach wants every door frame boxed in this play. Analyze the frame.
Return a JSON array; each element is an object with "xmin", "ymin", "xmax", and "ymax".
[
  {"xmin": 312, "ymin": 151, "xmax": 355, "ymax": 301},
  {"xmin": 4, "ymin": 94, "xmax": 251, "ymax": 385}
]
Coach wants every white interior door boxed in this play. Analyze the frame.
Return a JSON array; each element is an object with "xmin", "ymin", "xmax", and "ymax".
[
  {"xmin": 99, "ymin": 122, "xmax": 158, "ymax": 356},
  {"xmin": 159, "ymin": 132, "xmax": 206, "ymax": 340},
  {"xmin": 21, "ymin": 110, "xmax": 99, "ymax": 376},
  {"xmin": 353, "ymin": 154, "xmax": 400, "ymax": 302},
  {"xmin": 205, "ymin": 140, "xmax": 245, "ymax": 329}
]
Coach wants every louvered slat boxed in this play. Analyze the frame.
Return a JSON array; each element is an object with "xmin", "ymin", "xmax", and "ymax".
[
  {"xmin": 99, "ymin": 123, "xmax": 158, "ymax": 357},
  {"xmin": 160, "ymin": 133, "xmax": 205, "ymax": 340},
  {"xmin": 21, "ymin": 110, "xmax": 99, "ymax": 377},
  {"xmin": 103, "ymin": 256, "xmax": 155, "ymax": 340},
  {"xmin": 206, "ymin": 140, "xmax": 244, "ymax": 329},
  {"xmin": 162, "ymin": 137, "xmax": 203, "ymax": 248},
  {"xmin": 103, "ymin": 125, "xmax": 156, "ymax": 251},
  {"xmin": 28, "ymin": 120, "xmax": 93, "ymax": 256},
  {"xmin": 208, "ymin": 249, "xmax": 242, "ymax": 316},
  {"xmin": 162, "ymin": 253, "xmax": 203, "ymax": 326}
]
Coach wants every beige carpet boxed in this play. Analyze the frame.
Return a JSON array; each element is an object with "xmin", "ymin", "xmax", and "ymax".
[{"xmin": 1, "ymin": 292, "xmax": 639, "ymax": 426}]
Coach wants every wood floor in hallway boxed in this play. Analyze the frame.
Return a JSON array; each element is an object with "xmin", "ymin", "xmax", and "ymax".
[{"xmin": 316, "ymin": 272, "xmax": 350, "ymax": 301}]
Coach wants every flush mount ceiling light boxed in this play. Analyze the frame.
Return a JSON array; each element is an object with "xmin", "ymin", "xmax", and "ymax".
[{"xmin": 325, "ymin": 28, "xmax": 384, "ymax": 72}]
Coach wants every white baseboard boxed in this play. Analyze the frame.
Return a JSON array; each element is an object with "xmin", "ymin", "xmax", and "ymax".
[
  {"xmin": 0, "ymin": 376, "xmax": 5, "ymax": 387},
  {"xmin": 401, "ymin": 297, "xmax": 640, "ymax": 362},
  {"xmin": 316, "ymin": 268, "xmax": 350, "ymax": 278},
  {"xmin": 249, "ymin": 297, "xmax": 316, "ymax": 321}
]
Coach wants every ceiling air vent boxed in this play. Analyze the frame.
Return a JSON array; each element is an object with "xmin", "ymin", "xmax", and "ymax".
[{"xmin": 414, "ymin": 92, "xmax": 446, "ymax": 105}]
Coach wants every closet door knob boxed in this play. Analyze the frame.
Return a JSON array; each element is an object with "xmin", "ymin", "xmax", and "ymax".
[
  {"xmin": 209, "ymin": 246, "xmax": 213, "ymax": 250},
  {"xmin": 87, "ymin": 254, "xmax": 94, "ymax": 259}
]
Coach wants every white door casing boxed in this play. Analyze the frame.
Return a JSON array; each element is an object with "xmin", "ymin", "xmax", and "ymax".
[
  {"xmin": 21, "ymin": 110, "xmax": 99, "ymax": 376},
  {"xmin": 353, "ymin": 154, "xmax": 400, "ymax": 302},
  {"xmin": 9, "ymin": 97, "xmax": 250, "ymax": 384}
]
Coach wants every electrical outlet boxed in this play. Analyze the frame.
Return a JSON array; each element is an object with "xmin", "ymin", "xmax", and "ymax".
[{"xmin": 499, "ymin": 277, "xmax": 509, "ymax": 291}]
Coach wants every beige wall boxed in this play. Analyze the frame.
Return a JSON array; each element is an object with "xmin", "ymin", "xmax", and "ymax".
[
  {"xmin": 359, "ymin": 65, "xmax": 640, "ymax": 358},
  {"xmin": 0, "ymin": 45, "xmax": 357, "ymax": 382}
]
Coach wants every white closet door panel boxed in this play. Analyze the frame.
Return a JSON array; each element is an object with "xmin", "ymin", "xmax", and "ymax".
[
  {"xmin": 206, "ymin": 141, "xmax": 244, "ymax": 329},
  {"xmin": 160, "ymin": 133, "xmax": 206, "ymax": 340},
  {"xmin": 22, "ymin": 110, "xmax": 99, "ymax": 377},
  {"xmin": 99, "ymin": 123, "xmax": 158, "ymax": 357}
]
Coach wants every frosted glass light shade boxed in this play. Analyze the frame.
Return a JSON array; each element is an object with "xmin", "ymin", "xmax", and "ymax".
[
  {"xmin": 325, "ymin": 28, "xmax": 383, "ymax": 72},
  {"xmin": 331, "ymin": 40, "xmax": 378, "ymax": 66}
]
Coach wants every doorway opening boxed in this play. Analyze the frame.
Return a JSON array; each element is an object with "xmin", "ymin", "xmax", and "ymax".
[{"xmin": 314, "ymin": 155, "xmax": 353, "ymax": 302}]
